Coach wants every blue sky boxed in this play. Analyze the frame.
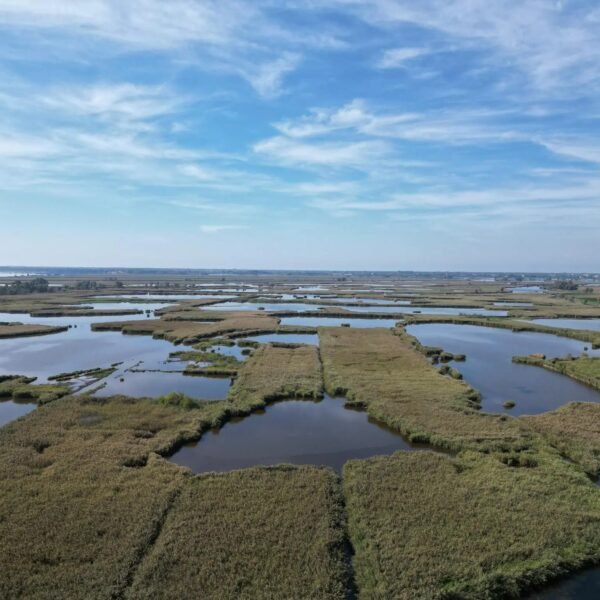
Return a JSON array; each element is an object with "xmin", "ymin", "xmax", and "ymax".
[{"xmin": 0, "ymin": 1, "xmax": 599, "ymax": 271}]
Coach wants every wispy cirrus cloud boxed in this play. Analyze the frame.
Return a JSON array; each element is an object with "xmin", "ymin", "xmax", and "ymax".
[
  {"xmin": 1, "ymin": 1, "xmax": 600, "ymax": 269},
  {"xmin": 377, "ymin": 47, "xmax": 431, "ymax": 69}
]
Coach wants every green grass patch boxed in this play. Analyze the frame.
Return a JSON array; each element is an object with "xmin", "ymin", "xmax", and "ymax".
[
  {"xmin": 128, "ymin": 466, "xmax": 353, "ymax": 599},
  {"xmin": 343, "ymin": 451, "xmax": 600, "ymax": 599}
]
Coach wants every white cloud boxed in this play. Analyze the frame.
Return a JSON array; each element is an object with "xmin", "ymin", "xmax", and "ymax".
[
  {"xmin": 253, "ymin": 135, "xmax": 391, "ymax": 168},
  {"xmin": 41, "ymin": 83, "xmax": 180, "ymax": 122},
  {"xmin": 0, "ymin": 1, "xmax": 305, "ymax": 97},
  {"xmin": 323, "ymin": 0, "xmax": 600, "ymax": 94},
  {"xmin": 273, "ymin": 99, "xmax": 519, "ymax": 145},
  {"xmin": 243, "ymin": 52, "xmax": 301, "ymax": 98},
  {"xmin": 377, "ymin": 47, "xmax": 430, "ymax": 69}
]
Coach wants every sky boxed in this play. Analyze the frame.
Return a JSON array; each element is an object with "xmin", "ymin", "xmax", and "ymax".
[{"xmin": 0, "ymin": 0, "xmax": 599, "ymax": 271}]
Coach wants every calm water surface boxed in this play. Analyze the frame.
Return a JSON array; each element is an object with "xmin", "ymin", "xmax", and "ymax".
[
  {"xmin": 203, "ymin": 302, "xmax": 327, "ymax": 312},
  {"xmin": 342, "ymin": 305, "xmax": 508, "ymax": 316},
  {"xmin": 241, "ymin": 333, "xmax": 319, "ymax": 345},
  {"xmin": 0, "ymin": 311, "xmax": 151, "ymax": 327},
  {"xmin": 94, "ymin": 370, "xmax": 231, "ymax": 400},
  {"xmin": 169, "ymin": 394, "xmax": 434, "ymax": 473},
  {"xmin": 0, "ymin": 400, "xmax": 36, "ymax": 427},
  {"xmin": 207, "ymin": 344, "xmax": 248, "ymax": 361},
  {"xmin": 0, "ymin": 327, "xmax": 179, "ymax": 382},
  {"xmin": 406, "ymin": 324, "xmax": 600, "ymax": 415},
  {"xmin": 280, "ymin": 317, "xmax": 399, "ymax": 329},
  {"xmin": 509, "ymin": 286, "xmax": 544, "ymax": 293},
  {"xmin": 528, "ymin": 318, "xmax": 600, "ymax": 332}
]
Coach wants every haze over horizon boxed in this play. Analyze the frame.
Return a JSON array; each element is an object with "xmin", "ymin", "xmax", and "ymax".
[{"xmin": 1, "ymin": 1, "xmax": 599, "ymax": 270}]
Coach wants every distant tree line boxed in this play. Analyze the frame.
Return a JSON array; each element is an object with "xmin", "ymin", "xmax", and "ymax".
[
  {"xmin": 554, "ymin": 280, "xmax": 579, "ymax": 291},
  {"xmin": 0, "ymin": 277, "xmax": 51, "ymax": 295}
]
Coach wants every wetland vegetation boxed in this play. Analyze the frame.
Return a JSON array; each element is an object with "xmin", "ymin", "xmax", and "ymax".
[{"xmin": 1, "ymin": 270, "xmax": 599, "ymax": 598}]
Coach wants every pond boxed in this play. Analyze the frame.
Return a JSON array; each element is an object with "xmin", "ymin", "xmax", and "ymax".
[
  {"xmin": 321, "ymin": 298, "xmax": 411, "ymax": 305},
  {"xmin": 0, "ymin": 400, "xmax": 36, "ymax": 427},
  {"xmin": 406, "ymin": 323, "xmax": 600, "ymax": 415},
  {"xmin": 527, "ymin": 318, "xmax": 600, "ymax": 332},
  {"xmin": 0, "ymin": 311, "xmax": 151, "ymax": 327},
  {"xmin": 202, "ymin": 302, "xmax": 327, "ymax": 312},
  {"xmin": 93, "ymin": 370, "xmax": 232, "ymax": 400},
  {"xmin": 341, "ymin": 306, "xmax": 508, "ymax": 316},
  {"xmin": 169, "ymin": 394, "xmax": 438, "ymax": 473},
  {"xmin": 509, "ymin": 286, "xmax": 544, "ymax": 293},
  {"xmin": 239, "ymin": 333, "xmax": 319, "ymax": 346},
  {"xmin": 0, "ymin": 327, "xmax": 179, "ymax": 383},
  {"xmin": 95, "ymin": 294, "xmax": 234, "ymax": 301},
  {"xmin": 206, "ymin": 344, "xmax": 248, "ymax": 361},
  {"xmin": 280, "ymin": 317, "xmax": 399, "ymax": 329}
]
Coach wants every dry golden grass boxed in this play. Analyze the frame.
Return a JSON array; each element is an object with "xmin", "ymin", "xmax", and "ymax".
[
  {"xmin": 0, "ymin": 323, "xmax": 68, "ymax": 338},
  {"xmin": 128, "ymin": 466, "xmax": 353, "ymax": 600},
  {"xmin": 228, "ymin": 343, "xmax": 323, "ymax": 410},
  {"xmin": 524, "ymin": 402, "xmax": 600, "ymax": 476},
  {"xmin": 319, "ymin": 327, "xmax": 533, "ymax": 452},
  {"xmin": 92, "ymin": 313, "xmax": 281, "ymax": 344},
  {"xmin": 0, "ymin": 395, "xmax": 226, "ymax": 599},
  {"xmin": 344, "ymin": 451, "xmax": 600, "ymax": 600}
]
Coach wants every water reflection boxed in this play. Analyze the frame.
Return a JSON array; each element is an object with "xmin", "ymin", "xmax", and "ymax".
[
  {"xmin": 406, "ymin": 323, "xmax": 600, "ymax": 415},
  {"xmin": 94, "ymin": 370, "xmax": 231, "ymax": 400},
  {"xmin": 528, "ymin": 318, "xmax": 600, "ymax": 332},
  {"xmin": 280, "ymin": 317, "xmax": 399, "ymax": 329},
  {"xmin": 169, "ymin": 394, "xmax": 435, "ymax": 473},
  {"xmin": 240, "ymin": 333, "xmax": 319, "ymax": 345},
  {"xmin": 0, "ymin": 400, "xmax": 36, "ymax": 427}
]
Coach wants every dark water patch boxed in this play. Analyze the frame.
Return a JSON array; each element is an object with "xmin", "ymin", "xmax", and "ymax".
[
  {"xmin": 406, "ymin": 324, "xmax": 600, "ymax": 415},
  {"xmin": 169, "ymin": 394, "xmax": 437, "ymax": 474},
  {"xmin": 241, "ymin": 333, "xmax": 319, "ymax": 346},
  {"xmin": 528, "ymin": 318, "xmax": 600, "ymax": 332},
  {"xmin": 525, "ymin": 567, "xmax": 600, "ymax": 599},
  {"xmin": 280, "ymin": 317, "xmax": 399, "ymax": 329},
  {"xmin": 94, "ymin": 371, "xmax": 231, "ymax": 400},
  {"xmin": 0, "ymin": 400, "xmax": 36, "ymax": 427}
]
